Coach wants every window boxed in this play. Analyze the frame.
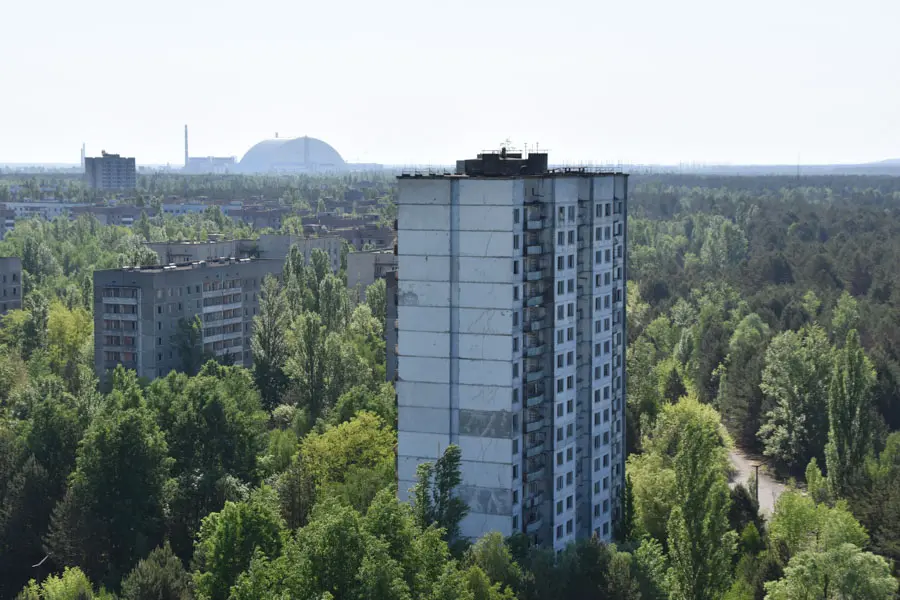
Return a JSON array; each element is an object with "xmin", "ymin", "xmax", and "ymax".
[
  {"xmin": 567, "ymin": 399, "xmax": 574, "ymax": 413},
  {"xmin": 595, "ymin": 227, "xmax": 602, "ymax": 241},
  {"xmin": 557, "ymin": 305, "xmax": 564, "ymax": 320},
  {"xmin": 557, "ymin": 330, "xmax": 564, "ymax": 344},
  {"xmin": 595, "ymin": 250, "xmax": 602, "ymax": 265},
  {"xmin": 566, "ymin": 471, "xmax": 573, "ymax": 486},
  {"xmin": 566, "ymin": 447, "xmax": 573, "ymax": 462},
  {"xmin": 567, "ymin": 230, "xmax": 575, "ymax": 244},
  {"xmin": 513, "ymin": 261, "xmax": 519, "ymax": 275},
  {"xmin": 512, "ymin": 439, "xmax": 519, "ymax": 454},
  {"xmin": 604, "ymin": 408, "xmax": 610, "ymax": 423},
  {"xmin": 594, "ymin": 391, "xmax": 601, "ymax": 405},
  {"xmin": 513, "ymin": 515, "xmax": 518, "ymax": 529},
  {"xmin": 605, "ymin": 295, "xmax": 611, "ymax": 309},
  {"xmin": 513, "ymin": 311, "xmax": 519, "ymax": 326},
  {"xmin": 594, "ymin": 504, "xmax": 601, "ymax": 517},
  {"xmin": 557, "ymin": 256, "xmax": 564, "ymax": 270},
  {"xmin": 595, "ymin": 343, "xmax": 601, "ymax": 357},
  {"xmin": 603, "ymin": 454, "xmax": 610, "ymax": 467},
  {"xmin": 556, "ymin": 525, "xmax": 563, "ymax": 539},
  {"xmin": 557, "ymin": 427, "xmax": 564, "ymax": 441},
  {"xmin": 566, "ymin": 375, "xmax": 573, "ymax": 389},
  {"xmin": 567, "ymin": 279, "xmax": 574, "ymax": 293},
  {"xmin": 595, "ymin": 274, "xmax": 601, "ymax": 288},
  {"xmin": 567, "ymin": 206, "xmax": 575, "ymax": 221},
  {"xmin": 513, "ymin": 286, "xmax": 519, "ymax": 301},
  {"xmin": 514, "ymin": 208, "xmax": 520, "ymax": 224},
  {"xmin": 557, "ymin": 231, "xmax": 565, "ymax": 246},
  {"xmin": 566, "ymin": 423, "xmax": 573, "ymax": 437},
  {"xmin": 513, "ymin": 235, "xmax": 520, "ymax": 250},
  {"xmin": 602, "ymin": 522, "xmax": 609, "ymax": 536},
  {"xmin": 557, "ymin": 379, "xmax": 564, "ymax": 393},
  {"xmin": 567, "ymin": 327, "xmax": 574, "ymax": 341},
  {"xmin": 157, "ymin": 322, "xmax": 162, "ymax": 330},
  {"xmin": 513, "ymin": 389, "xmax": 519, "ymax": 404},
  {"xmin": 567, "ymin": 351, "xmax": 573, "ymax": 365},
  {"xmin": 566, "ymin": 519, "xmax": 573, "ymax": 534},
  {"xmin": 567, "ymin": 303, "xmax": 574, "ymax": 318},
  {"xmin": 557, "ymin": 500, "xmax": 563, "ymax": 514},
  {"xmin": 567, "ymin": 254, "xmax": 574, "ymax": 269},
  {"xmin": 605, "ymin": 249, "xmax": 611, "ymax": 262},
  {"xmin": 557, "ymin": 476, "xmax": 563, "ymax": 491},
  {"xmin": 557, "ymin": 452, "xmax": 563, "ymax": 466},
  {"xmin": 557, "ymin": 281, "xmax": 564, "ymax": 296},
  {"xmin": 513, "ymin": 337, "xmax": 519, "ymax": 352},
  {"xmin": 513, "ymin": 465, "xmax": 519, "ymax": 479},
  {"xmin": 157, "ymin": 305, "xmax": 162, "ymax": 314},
  {"xmin": 557, "ymin": 403, "xmax": 564, "ymax": 417},
  {"xmin": 558, "ymin": 207, "xmax": 565, "ymax": 223},
  {"xmin": 604, "ymin": 340, "xmax": 610, "ymax": 354}
]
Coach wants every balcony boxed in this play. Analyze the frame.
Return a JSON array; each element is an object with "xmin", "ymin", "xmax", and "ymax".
[
  {"xmin": 525, "ymin": 344, "xmax": 545, "ymax": 358},
  {"xmin": 526, "ymin": 244, "xmax": 543, "ymax": 256},
  {"xmin": 525, "ymin": 441, "xmax": 545, "ymax": 458},
  {"xmin": 203, "ymin": 287, "xmax": 241, "ymax": 299},
  {"xmin": 526, "ymin": 392, "xmax": 544, "ymax": 408},
  {"xmin": 525, "ymin": 517, "xmax": 543, "ymax": 534},
  {"xmin": 525, "ymin": 219, "xmax": 544, "ymax": 231},
  {"xmin": 102, "ymin": 311, "xmax": 138, "ymax": 321},
  {"xmin": 202, "ymin": 301, "xmax": 242, "ymax": 314},
  {"xmin": 101, "ymin": 296, "xmax": 137, "ymax": 306},
  {"xmin": 525, "ymin": 269, "xmax": 543, "ymax": 282},
  {"xmin": 525, "ymin": 368, "xmax": 544, "ymax": 384},
  {"xmin": 524, "ymin": 492, "xmax": 544, "ymax": 509},
  {"xmin": 525, "ymin": 294, "xmax": 543, "ymax": 307},
  {"xmin": 526, "ymin": 416, "xmax": 545, "ymax": 433},
  {"xmin": 524, "ymin": 319, "xmax": 543, "ymax": 333}
]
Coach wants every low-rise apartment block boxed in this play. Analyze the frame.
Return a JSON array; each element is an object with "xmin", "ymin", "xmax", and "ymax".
[
  {"xmin": 0, "ymin": 257, "xmax": 23, "ymax": 315},
  {"xmin": 347, "ymin": 249, "xmax": 398, "ymax": 299},
  {"xmin": 93, "ymin": 258, "xmax": 283, "ymax": 383}
]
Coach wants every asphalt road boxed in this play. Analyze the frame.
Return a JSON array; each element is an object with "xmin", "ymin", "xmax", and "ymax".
[{"xmin": 729, "ymin": 448, "xmax": 787, "ymax": 518}]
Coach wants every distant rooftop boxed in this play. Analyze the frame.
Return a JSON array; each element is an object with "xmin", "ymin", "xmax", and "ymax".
[{"xmin": 111, "ymin": 257, "xmax": 277, "ymax": 274}]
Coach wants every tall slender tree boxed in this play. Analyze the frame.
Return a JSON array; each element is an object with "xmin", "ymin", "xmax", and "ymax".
[{"xmin": 251, "ymin": 275, "xmax": 290, "ymax": 410}]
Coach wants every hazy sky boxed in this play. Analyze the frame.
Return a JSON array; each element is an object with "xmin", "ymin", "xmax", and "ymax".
[{"xmin": 2, "ymin": 0, "xmax": 898, "ymax": 166}]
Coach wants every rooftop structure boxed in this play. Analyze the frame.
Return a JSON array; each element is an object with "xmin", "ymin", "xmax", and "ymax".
[{"xmin": 238, "ymin": 136, "xmax": 346, "ymax": 173}]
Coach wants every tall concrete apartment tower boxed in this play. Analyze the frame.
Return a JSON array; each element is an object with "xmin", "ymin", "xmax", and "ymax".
[{"xmin": 396, "ymin": 151, "xmax": 628, "ymax": 550}]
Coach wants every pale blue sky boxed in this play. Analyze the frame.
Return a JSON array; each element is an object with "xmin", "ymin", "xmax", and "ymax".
[{"xmin": 2, "ymin": 0, "xmax": 898, "ymax": 166}]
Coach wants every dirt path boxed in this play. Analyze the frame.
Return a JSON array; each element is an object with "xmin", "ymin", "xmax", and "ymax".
[{"xmin": 729, "ymin": 448, "xmax": 787, "ymax": 518}]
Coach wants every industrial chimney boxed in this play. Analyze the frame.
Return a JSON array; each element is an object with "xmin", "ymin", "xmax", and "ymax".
[{"xmin": 184, "ymin": 125, "xmax": 189, "ymax": 168}]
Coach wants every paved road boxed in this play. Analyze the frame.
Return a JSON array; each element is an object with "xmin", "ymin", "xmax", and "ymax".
[{"xmin": 729, "ymin": 448, "xmax": 787, "ymax": 518}]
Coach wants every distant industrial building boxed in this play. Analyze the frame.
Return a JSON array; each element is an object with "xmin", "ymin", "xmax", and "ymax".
[
  {"xmin": 237, "ymin": 136, "xmax": 346, "ymax": 173},
  {"xmin": 93, "ymin": 258, "xmax": 283, "ymax": 383},
  {"xmin": 0, "ymin": 257, "xmax": 22, "ymax": 315},
  {"xmin": 84, "ymin": 151, "xmax": 136, "ymax": 191},
  {"xmin": 395, "ymin": 151, "xmax": 628, "ymax": 549},
  {"xmin": 347, "ymin": 249, "xmax": 398, "ymax": 300},
  {"xmin": 182, "ymin": 125, "xmax": 237, "ymax": 174}
]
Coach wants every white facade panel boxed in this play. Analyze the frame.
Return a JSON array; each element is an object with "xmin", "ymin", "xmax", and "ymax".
[
  {"xmin": 594, "ymin": 177, "xmax": 615, "ymax": 200},
  {"xmin": 458, "ymin": 179, "xmax": 516, "ymax": 205},
  {"xmin": 398, "ymin": 306, "xmax": 449, "ymax": 333},
  {"xmin": 398, "ymin": 255, "xmax": 450, "ymax": 281},
  {"xmin": 458, "ymin": 384, "xmax": 513, "ymax": 411},
  {"xmin": 457, "ymin": 333, "xmax": 512, "ymax": 361},
  {"xmin": 398, "ymin": 330, "xmax": 450, "ymax": 358},
  {"xmin": 460, "ymin": 513, "xmax": 513, "ymax": 539},
  {"xmin": 458, "ymin": 206, "xmax": 515, "ymax": 232},
  {"xmin": 458, "ymin": 283, "xmax": 515, "ymax": 309},
  {"xmin": 456, "ymin": 231, "xmax": 514, "ymax": 258},
  {"xmin": 458, "ymin": 435, "xmax": 513, "ymax": 464},
  {"xmin": 399, "ymin": 430, "xmax": 451, "ymax": 460},
  {"xmin": 460, "ymin": 461, "xmax": 513, "ymax": 488},
  {"xmin": 398, "ymin": 281, "xmax": 451, "ymax": 307},
  {"xmin": 458, "ymin": 308, "xmax": 513, "ymax": 335},
  {"xmin": 398, "ymin": 204, "xmax": 450, "ymax": 231},
  {"xmin": 399, "ymin": 230, "xmax": 451, "ymax": 256},
  {"xmin": 458, "ymin": 359, "xmax": 513, "ymax": 386},
  {"xmin": 457, "ymin": 257, "xmax": 513, "ymax": 283},
  {"xmin": 397, "ymin": 381, "xmax": 449, "ymax": 408},
  {"xmin": 398, "ymin": 178, "xmax": 452, "ymax": 205},
  {"xmin": 399, "ymin": 406, "xmax": 450, "ymax": 434},
  {"xmin": 399, "ymin": 356, "xmax": 450, "ymax": 383}
]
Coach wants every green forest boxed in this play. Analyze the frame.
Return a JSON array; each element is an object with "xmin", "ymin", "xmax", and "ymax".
[{"xmin": 1, "ymin": 173, "xmax": 899, "ymax": 599}]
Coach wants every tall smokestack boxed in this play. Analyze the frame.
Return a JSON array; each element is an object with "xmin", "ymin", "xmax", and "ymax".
[
  {"xmin": 80, "ymin": 143, "xmax": 85, "ymax": 170},
  {"xmin": 184, "ymin": 125, "xmax": 189, "ymax": 168}
]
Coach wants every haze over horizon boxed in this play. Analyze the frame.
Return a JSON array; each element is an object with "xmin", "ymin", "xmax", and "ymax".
[{"xmin": 2, "ymin": 0, "xmax": 898, "ymax": 167}]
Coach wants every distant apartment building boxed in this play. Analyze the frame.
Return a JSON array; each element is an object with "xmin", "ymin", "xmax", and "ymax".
[
  {"xmin": 0, "ymin": 257, "xmax": 23, "ymax": 315},
  {"xmin": 84, "ymin": 152, "xmax": 137, "ymax": 191},
  {"xmin": 93, "ymin": 258, "xmax": 283, "ymax": 383},
  {"xmin": 347, "ymin": 249, "xmax": 398, "ymax": 300},
  {"xmin": 395, "ymin": 151, "xmax": 628, "ymax": 549}
]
